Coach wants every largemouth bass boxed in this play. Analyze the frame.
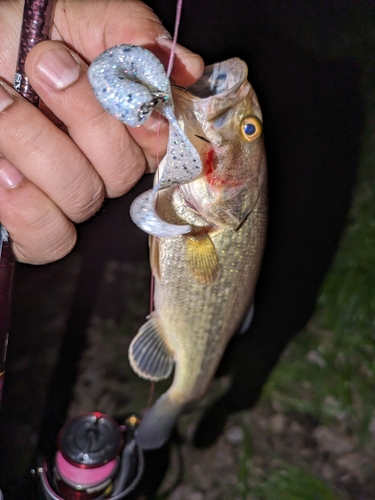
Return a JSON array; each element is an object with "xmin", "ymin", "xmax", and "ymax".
[{"xmin": 89, "ymin": 47, "xmax": 267, "ymax": 450}]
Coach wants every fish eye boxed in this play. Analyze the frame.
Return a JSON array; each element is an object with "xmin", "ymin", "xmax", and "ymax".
[{"xmin": 241, "ymin": 116, "xmax": 262, "ymax": 142}]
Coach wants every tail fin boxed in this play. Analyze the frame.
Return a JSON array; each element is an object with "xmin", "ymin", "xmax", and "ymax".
[{"xmin": 136, "ymin": 394, "xmax": 183, "ymax": 450}]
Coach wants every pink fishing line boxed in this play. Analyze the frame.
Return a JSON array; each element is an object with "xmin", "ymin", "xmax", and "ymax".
[
  {"xmin": 166, "ymin": 0, "xmax": 184, "ymax": 78},
  {"xmin": 149, "ymin": 127, "xmax": 160, "ymax": 315},
  {"xmin": 56, "ymin": 452, "xmax": 117, "ymax": 487}
]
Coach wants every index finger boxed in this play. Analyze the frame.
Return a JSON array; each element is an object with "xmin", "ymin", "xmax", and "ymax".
[{"xmin": 52, "ymin": 0, "xmax": 204, "ymax": 86}]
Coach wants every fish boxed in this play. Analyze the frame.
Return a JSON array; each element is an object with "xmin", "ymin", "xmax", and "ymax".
[
  {"xmin": 88, "ymin": 47, "xmax": 267, "ymax": 450},
  {"xmin": 129, "ymin": 58, "xmax": 267, "ymax": 450}
]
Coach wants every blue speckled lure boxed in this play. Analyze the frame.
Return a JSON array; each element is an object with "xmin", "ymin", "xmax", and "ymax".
[{"xmin": 88, "ymin": 44, "xmax": 202, "ymax": 237}]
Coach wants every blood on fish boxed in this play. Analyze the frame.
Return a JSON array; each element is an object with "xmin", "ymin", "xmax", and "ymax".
[
  {"xmin": 204, "ymin": 148, "xmax": 244, "ymax": 189},
  {"xmin": 204, "ymin": 148, "xmax": 223, "ymax": 187}
]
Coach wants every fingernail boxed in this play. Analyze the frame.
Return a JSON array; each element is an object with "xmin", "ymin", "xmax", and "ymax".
[
  {"xmin": 0, "ymin": 159, "xmax": 25, "ymax": 189},
  {"xmin": 36, "ymin": 48, "xmax": 80, "ymax": 89},
  {"xmin": 0, "ymin": 84, "xmax": 14, "ymax": 112}
]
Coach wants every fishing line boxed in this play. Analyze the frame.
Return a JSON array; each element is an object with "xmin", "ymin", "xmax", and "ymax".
[
  {"xmin": 146, "ymin": 0, "xmax": 184, "ymax": 409},
  {"xmin": 166, "ymin": 0, "xmax": 184, "ymax": 78}
]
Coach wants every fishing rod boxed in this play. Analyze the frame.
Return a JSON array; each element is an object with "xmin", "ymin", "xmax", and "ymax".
[
  {"xmin": 0, "ymin": 0, "xmax": 52, "ymax": 497},
  {"xmin": 0, "ymin": 0, "xmax": 56, "ymax": 401}
]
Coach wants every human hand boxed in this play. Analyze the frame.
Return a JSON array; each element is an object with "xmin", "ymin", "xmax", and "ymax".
[{"xmin": 0, "ymin": 0, "xmax": 203, "ymax": 264}]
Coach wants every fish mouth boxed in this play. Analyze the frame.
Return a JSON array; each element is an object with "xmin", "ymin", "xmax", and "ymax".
[
  {"xmin": 173, "ymin": 58, "xmax": 250, "ymax": 121},
  {"xmin": 187, "ymin": 58, "xmax": 247, "ymax": 99}
]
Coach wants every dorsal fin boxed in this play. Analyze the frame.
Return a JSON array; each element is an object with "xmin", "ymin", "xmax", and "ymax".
[
  {"xmin": 129, "ymin": 315, "xmax": 174, "ymax": 381},
  {"xmin": 185, "ymin": 233, "xmax": 219, "ymax": 284}
]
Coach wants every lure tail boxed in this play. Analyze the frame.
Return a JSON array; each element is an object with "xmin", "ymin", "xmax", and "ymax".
[{"xmin": 136, "ymin": 393, "xmax": 183, "ymax": 450}]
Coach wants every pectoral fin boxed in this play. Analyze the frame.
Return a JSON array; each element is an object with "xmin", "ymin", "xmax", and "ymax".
[
  {"xmin": 185, "ymin": 233, "xmax": 219, "ymax": 284},
  {"xmin": 129, "ymin": 315, "xmax": 174, "ymax": 381}
]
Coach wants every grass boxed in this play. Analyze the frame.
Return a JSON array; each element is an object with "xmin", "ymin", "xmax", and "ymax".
[
  {"xmin": 251, "ymin": 462, "xmax": 342, "ymax": 500},
  {"xmin": 235, "ymin": 426, "xmax": 343, "ymax": 499}
]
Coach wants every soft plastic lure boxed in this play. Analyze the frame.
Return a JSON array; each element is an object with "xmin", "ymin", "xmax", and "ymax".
[{"xmin": 88, "ymin": 44, "xmax": 202, "ymax": 237}]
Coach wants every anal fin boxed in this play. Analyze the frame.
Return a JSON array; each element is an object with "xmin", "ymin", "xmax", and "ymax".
[{"xmin": 129, "ymin": 315, "xmax": 174, "ymax": 381}]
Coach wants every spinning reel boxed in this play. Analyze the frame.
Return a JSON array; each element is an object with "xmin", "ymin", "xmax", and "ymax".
[{"xmin": 37, "ymin": 413, "xmax": 143, "ymax": 500}]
